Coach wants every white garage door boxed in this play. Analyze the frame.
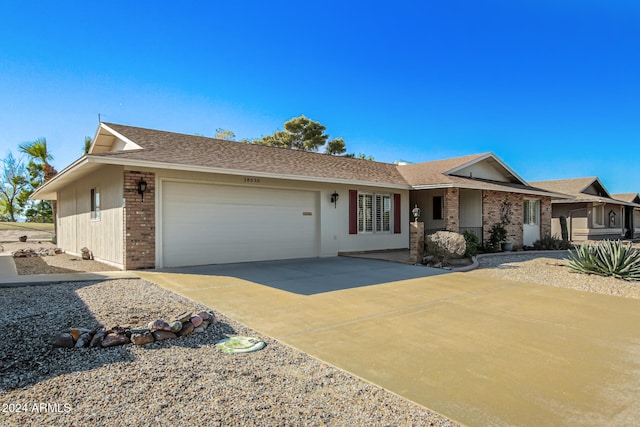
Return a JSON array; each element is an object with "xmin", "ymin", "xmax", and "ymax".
[{"xmin": 162, "ymin": 181, "xmax": 318, "ymax": 267}]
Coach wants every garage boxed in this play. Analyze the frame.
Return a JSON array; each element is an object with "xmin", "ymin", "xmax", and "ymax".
[{"xmin": 161, "ymin": 181, "xmax": 319, "ymax": 267}]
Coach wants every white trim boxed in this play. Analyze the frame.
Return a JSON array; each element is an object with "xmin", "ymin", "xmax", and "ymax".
[
  {"xmin": 444, "ymin": 152, "xmax": 529, "ymax": 186},
  {"xmin": 98, "ymin": 123, "xmax": 143, "ymax": 151},
  {"xmin": 411, "ymin": 182, "xmax": 563, "ymax": 198}
]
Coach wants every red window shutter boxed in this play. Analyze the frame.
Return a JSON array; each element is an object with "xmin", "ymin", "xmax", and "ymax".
[
  {"xmin": 393, "ymin": 193, "xmax": 401, "ymax": 234},
  {"xmin": 349, "ymin": 190, "xmax": 358, "ymax": 234}
]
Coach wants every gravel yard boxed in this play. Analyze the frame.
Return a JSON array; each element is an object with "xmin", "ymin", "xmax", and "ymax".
[
  {"xmin": 3, "ymin": 241, "xmax": 639, "ymax": 426},
  {"xmin": 0, "ymin": 279, "xmax": 455, "ymax": 426},
  {"xmin": 468, "ymin": 251, "xmax": 640, "ymax": 299}
]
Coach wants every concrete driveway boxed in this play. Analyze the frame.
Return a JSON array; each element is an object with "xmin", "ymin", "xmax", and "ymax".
[{"xmin": 138, "ymin": 257, "xmax": 640, "ymax": 426}]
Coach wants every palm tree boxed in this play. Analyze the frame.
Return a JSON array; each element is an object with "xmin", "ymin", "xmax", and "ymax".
[
  {"xmin": 19, "ymin": 138, "xmax": 57, "ymax": 233},
  {"xmin": 84, "ymin": 136, "xmax": 92, "ymax": 155}
]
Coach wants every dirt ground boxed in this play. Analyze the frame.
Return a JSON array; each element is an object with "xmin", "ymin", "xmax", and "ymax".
[{"xmin": 1, "ymin": 230, "xmax": 117, "ymax": 275}]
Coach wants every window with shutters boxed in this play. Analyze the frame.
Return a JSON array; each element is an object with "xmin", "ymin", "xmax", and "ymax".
[{"xmin": 358, "ymin": 193, "xmax": 391, "ymax": 233}]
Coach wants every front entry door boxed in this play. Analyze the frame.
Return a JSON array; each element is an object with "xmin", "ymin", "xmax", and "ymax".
[{"xmin": 523, "ymin": 199, "xmax": 540, "ymax": 246}]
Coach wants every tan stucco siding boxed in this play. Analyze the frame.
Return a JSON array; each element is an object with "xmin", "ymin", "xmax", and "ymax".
[{"xmin": 56, "ymin": 165, "xmax": 124, "ymax": 267}]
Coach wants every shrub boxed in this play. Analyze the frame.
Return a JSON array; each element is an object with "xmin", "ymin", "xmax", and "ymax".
[
  {"xmin": 463, "ymin": 230, "xmax": 479, "ymax": 257},
  {"xmin": 487, "ymin": 223, "xmax": 507, "ymax": 252},
  {"xmin": 426, "ymin": 231, "xmax": 466, "ymax": 265},
  {"xmin": 568, "ymin": 240, "xmax": 640, "ymax": 281},
  {"xmin": 532, "ymin": 234, "xmax": 573, "ymax": 250}
]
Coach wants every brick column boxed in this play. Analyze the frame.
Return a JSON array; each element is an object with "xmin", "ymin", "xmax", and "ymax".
[
  {"xmin": 443, "ymin": 188, "xmax": 459, "ymax": 232},
  {"xmin": 410, "ymin": 221, "xmax": 424, "ymax": 263},
  {"xmin": 540, "ymin": 196, "xmax": 552, "ymax": 238},
  {"xmin": 123, "ymin": 171, "xmax": 155, "ymax": 270}
]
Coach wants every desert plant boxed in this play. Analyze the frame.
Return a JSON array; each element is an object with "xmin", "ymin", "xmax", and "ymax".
[
  {"xmin": 533, "ymin": 234, "xmax": 573, "ymax": 250},
  {"xmin": 487, "ymin": 222, "xmax": 507, "ymax": 252},
  {"xmin": 568, "ymin": 240, "xmax": 640, "ymax": 281},
  {"xmin": 463, "ymin": 230, "xmax": 480, "ymax": 257},
  {"xmin": 559, "ymin": 216, "xmax": 569, "ymax": 241}
]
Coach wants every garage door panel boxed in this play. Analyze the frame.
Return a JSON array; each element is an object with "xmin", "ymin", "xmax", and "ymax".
[{"xmin": 162, "ymin": 182, "xmax": 318, "ymax": 267}]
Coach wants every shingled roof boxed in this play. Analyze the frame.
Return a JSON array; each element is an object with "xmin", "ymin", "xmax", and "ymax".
[
  {"xmin": 531, "ymin": 177, "xmax": 639, "ymax": 206},
  {"xmin": 396, "ymin": 152, "xmax": 560, "ymax": 197},
  {"xmin": 96, "ymin": 123, "xmax": 408, "ymax": 186}
]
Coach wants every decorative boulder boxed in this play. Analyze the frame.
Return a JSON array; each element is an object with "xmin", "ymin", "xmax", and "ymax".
[
  {"xmin": 190, "ymin": 315, "xmax": 203, "ymax": 328},
  {"xmin": 148, "ymin": 319, "xmax": 172, "ymax": 332},
  {"xmin": 101, "ymin": 333, "xmax": 130, "ymax": 347},
  {"xmin": 426, "ymin": 231, "xmax": 467, "ymax": 264},
  {"xmin": 131, "ymin": 331, "xmax": 155, "ymax": 345},
  {"xmin": 178, "ymin": 321, "xmax": 195, "ymax": 337},
  {"xmin": 74, "ymin": 332, "xmax": 92, "ymax": 348},
  {"xmin": 90, "ymin": 329, "xmax": 107, "ymax": 347},
  {"xmin": 173, "ymin": 311, "xmax": 192, "ymax": 323},
  {"xmin": 169, "ymin": 321, "xmax": 183, "ymax": 333},
  {"xmin": 52, "ymin": 333, "xmax": 75, "ymax": 348},
  {"xmin": 152, "ymin": 330, "xmax": 177, "ymax": 341}
]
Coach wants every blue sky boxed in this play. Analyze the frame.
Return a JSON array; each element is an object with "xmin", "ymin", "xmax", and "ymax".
[{"xmin": 1, "ymin": 1, "xmax": 638, "ymax": 193}]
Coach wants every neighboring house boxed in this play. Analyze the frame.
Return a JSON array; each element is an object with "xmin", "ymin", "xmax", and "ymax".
[
  {"xmin": 612, "ymin": 193, "xmax": 640, "ymax": 239},
  {"xmin": 531, "ymin": 178, "xmax": 640, "ymax": 241},
  {"xmin": 32, "ymin": 123, "xmax": 410, "ymax": 269},
  {"xmin": 397, "ymin": 153, "xmax": 564, "ymax": 248},
  {"xmin": 32, "ymin": 123, "xmax": 562, "ymax": 270}
]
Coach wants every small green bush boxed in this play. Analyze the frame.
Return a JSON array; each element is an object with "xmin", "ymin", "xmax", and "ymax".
[
  {"xmin": 487, "ymin": 223, "xmax": 507, "ymax": 252},
  {"xmin": 463, "ymin": 230, "xmax": 480, "ymax": 257},
  {"xmin": 532, "ymin": 234, "xmax": 573, "ymax": 250},
  {"xmin": 568, "ymin": 240, "xmax": 640, "ymax": 281}
]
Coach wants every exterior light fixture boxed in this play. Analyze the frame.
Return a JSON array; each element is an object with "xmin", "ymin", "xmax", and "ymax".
[
  {"xmin": 330, "ymin": 191, "xmax": 339, "ymax": 208},
  {"xmin": 412, "ymin": 204, "xmax": 421, "ymax": 222},
  {"xmin": 137, "ymin": 179, "xmax": 148, "ymax": 202}
]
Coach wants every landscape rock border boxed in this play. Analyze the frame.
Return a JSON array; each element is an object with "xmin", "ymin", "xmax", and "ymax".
[{"xmin": 52, "ymin": 310, "xmax": 217, "ymax": 349}]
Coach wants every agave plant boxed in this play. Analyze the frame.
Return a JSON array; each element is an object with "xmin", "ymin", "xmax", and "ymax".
[{"xmin": 568, "ymin": 240, "xmax": 640, "ymax": 281}]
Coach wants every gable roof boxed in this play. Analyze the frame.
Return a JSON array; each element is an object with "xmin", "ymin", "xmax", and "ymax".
[
  {"xmin": 397, "ymin": 152, "xmax": 562, "ymax": 197},
  {"xmin": 612, "ymin": 193, "xmax": 640, "ymax": 204},
  {"xmin": 32, "ymin": 122, "xmax": 565, "ymax": 201},
  {"xmin": 96, "ymin": 123, "xmax": 409, "ymax": 186},
  {"xmin": 531, "ymin": 177, "xmax": 639, "ymax": 206}
]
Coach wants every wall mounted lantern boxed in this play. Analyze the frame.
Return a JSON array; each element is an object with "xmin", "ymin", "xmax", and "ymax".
[
  {"xmin": 137, "ymin": 179, "xmax": 148, "ymax": 202},
  {"xmin": 330, "ymin": 191, "xmax": 339, "ymax": 208},
  {"xmin": 412, "ymin": 204, "xmax": 421, "ymax": 222}
]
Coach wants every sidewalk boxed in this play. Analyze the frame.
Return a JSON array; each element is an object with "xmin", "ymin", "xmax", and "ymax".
[{"xmin": 0, "ymin": 253, "xmax": 138, "ymax": 287}]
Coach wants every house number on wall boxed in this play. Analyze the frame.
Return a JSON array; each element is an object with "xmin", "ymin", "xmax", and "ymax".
[{"xmin": 244, "ymin": 177, "xmax": 261, "ymax": 183}]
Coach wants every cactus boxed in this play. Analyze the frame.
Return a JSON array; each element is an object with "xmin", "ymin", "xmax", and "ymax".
[{"xmin": 559, "ymin": 215, "xmax": 569, "ymax": 241}]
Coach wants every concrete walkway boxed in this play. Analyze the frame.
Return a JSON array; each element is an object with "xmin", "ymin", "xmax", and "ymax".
[
  {"xmin": 138, "ymin": 257, "xmax": 640, "ymax": 427},
  {"xmin": 0, "ymin": 253, "xmax": 138, "ymax": 287}
]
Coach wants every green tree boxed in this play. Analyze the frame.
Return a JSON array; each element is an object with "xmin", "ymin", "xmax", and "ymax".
[
  {"xmin": 84, "ymin": 136, "xmax": 92, "ymax": 154},
  {"xmin": 215, "ymin": 128, "xmax": 236, "ymax": 140},
  {"xmin": 252, "ymin": 115, "xmax": 347, "ymax": 155},
  {"xmin": 0, "ymin": 152, "xmax": 29, "ymax": 222},
  {"xmin": 18, "ymin": 138, "xmax": 57, "ymax": 225}
]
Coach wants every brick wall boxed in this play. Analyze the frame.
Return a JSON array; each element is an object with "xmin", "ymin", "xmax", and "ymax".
[
  {"xmin": 123, "ymin": 171, "xmax": 155, "ymax": 270},
  {"xmin": 443, "ymin": 188, "xmax": 459, "ymax": 232},
  {"xmin": 540, "ymin": 196, "xmax": 552, "ymax": 237},
  {"xmin": 482, "ymin": 191, "xmax": 524, "ymax": 248},
  {"xmin": 409, "ymin": 221, "xmax": 425, "ymax": 263}
]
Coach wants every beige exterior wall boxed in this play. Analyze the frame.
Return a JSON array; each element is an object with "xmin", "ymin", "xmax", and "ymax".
[
  {"xmin": 409, "ymin": 189, "xmax": 444, "ymax": 232},
  {"xmin": 550, "ymin": 202, "xmax": 625, "ymax": 241},
  {"xmin": 56, "ymin": 165, "xmax": 124, "ymax": 267}
]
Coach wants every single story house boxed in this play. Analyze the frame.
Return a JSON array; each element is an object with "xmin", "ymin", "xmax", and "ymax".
[
  {"xmin": 397, "ymin": 153, "xmax": 566, "ymax": 247},
  {"xmin": 612, "ymin": 193, "xmax": 640, "ymax": 239},
  {"xmin": 531, "ymin": 178, "xmax": 640, "ymax": 241},
  {"xmin": 33, "ymin": 123, "xmax": 562, "ymax": 269}
]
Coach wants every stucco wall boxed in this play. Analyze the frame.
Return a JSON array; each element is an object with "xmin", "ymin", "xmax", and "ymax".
[{"xmin": 147, "ymin": 168, "xmax": 409, "ymax": 264}]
